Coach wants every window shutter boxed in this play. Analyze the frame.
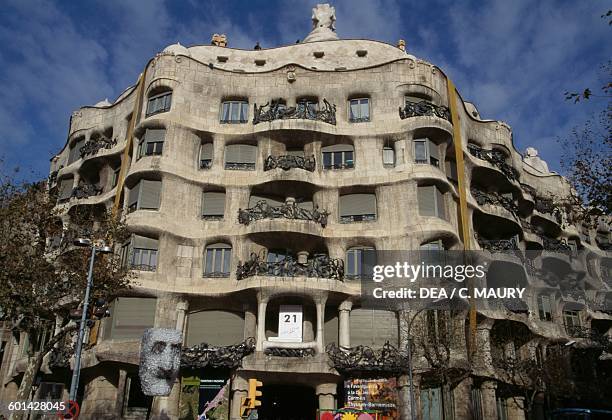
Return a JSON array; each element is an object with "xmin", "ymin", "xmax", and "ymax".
[
  {"xmin": 110, "ymin": 297, "xmax": 156, "ymax": 339},
  {"xmin": 418, "ymin": 186, "xmax": 436, "ymax": 216},
  {"xmin": 428, "ymin": 140, "xmax": 440, "ymax": 160},
  {"xmin": 133, "ymin": 235, "xmax": 158, "ymax": 250},
  {"xmin": 138, "ymin": 180, "xmax": 161, "ymax": 209},
  {"xmin": 200, "ymin": 143, "xmax": 213, "ymax": 160},
  {"xmin": 324, "ymin": 312, "xmax": 339, "ymax": 345},
  {"xmin": 128, "ymin": 182, "xmax": 141, "ymax": 207},
  {"xmin": 414, "ymin": 140, "xmax": 427, "ymax": 162},
  {"xmin": 436, "ymin": 188, "xmax": 446, "ymax": 219},
  {"xmin": 383, "ymin": 147, "xmax": 395, "ymax": 165},
  {"xmin": 239, "ymin": 144, "xmax": 257, "ymax": 163},
  {"xmin": 202, "ymin": 192, "xmax": 225, "ymax": 217},
  {"xmin": 339, "ymin": 194, "xmax": 376, "ymax": 217},
  {"xmin": 249, "ymin": 195, "xmax": 285, "ymax": 208},
  {"xmin": 68, "ymin": 139, "xmax": 85, "ymax": 164},
  {"xmin": 225, "ymin": 144, "xmax": 240, "ymax": 162},
  {"xmin": 186, "ymin": 310, "xmax": 244, "ymax": 346},
  {"xmin": 350, "ymin": 309, "xmax": 398, "ymax": 347},
  {"xmin": 445, "ymin": 160, "xmax": 458, "ymax": 181},
  {"xmin": 58, "ymin": 178, "xmax": 73, "ymax": 200},
  {"xmin": 321, "ymin": 144, "xmax": 354, "ymax": 152},
  {"xmin": 145, "ymin": 128, "xmax": 165, "ymax": 144}
]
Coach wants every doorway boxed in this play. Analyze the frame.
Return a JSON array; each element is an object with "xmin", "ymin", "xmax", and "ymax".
[{"xmin": 257, "ymin": 384, "xmax": 317, "ymax": 420}]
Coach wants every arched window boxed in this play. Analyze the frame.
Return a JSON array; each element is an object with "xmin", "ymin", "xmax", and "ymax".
[
  {"xmin": 204, "ymin": 243, "xmax": 232, "ymax": 277},
  {"xmin": 146, "ymin": 89, "xmax": 172, "ymax": 117}
]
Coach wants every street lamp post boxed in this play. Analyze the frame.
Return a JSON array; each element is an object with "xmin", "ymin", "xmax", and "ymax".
[{"xmin": 68, "ymin": 239, "xmax": 112, "ymax": 403}]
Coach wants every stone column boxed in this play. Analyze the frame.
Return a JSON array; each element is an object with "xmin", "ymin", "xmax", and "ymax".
[
  {"xmin": 480, "ymin": 380, "xmax": 498, "ymax": 420},
  {"xmin": 315, "ymin": 295, "xmax": 328, "ymax": 353},
  {"xmin": 150, "ymin": 379, "xmax": 181, "ymax": 420},
  {"xmin": 176, "ymin": 300, "xmax": 188, "ymax": 337},
  {"xmin": 114, "ymin": 369, "xmax": 127, "ymax": 418},
  {"xmin": 256, "ymin": 294, "xmax": 268, "ymax": 351},
  {"xmin": 243, "ymin": 304, "xmax": 257, "ymax": 340},
  {"xmin": 230, "ymin": 376, "xmax": 248, "ymax": 420},
  {"xmin": 453, "ymin": 376, "xmax": 473, "ymax": 420},
  {"xmin": 338, "ymin": 300, "xmax": 352, "ymax": 347},
  {"xmin": 316, "ymin": 383, "xmax": 337, "ymax": 411},
  {"xmin": 475, "ymin": 319, "xmax": 495, "ymax": 374},
  {"xmin": 507, "ymin": 396, "xmax": 526, "ymax": 420},
  {"xmin": 398, "ymin": 373, "xmax": 420, "ymax": 420}
]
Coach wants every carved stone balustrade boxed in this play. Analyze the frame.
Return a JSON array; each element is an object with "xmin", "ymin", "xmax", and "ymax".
[
  {"xmin": 264, "ymin": 347, "xmax": 316, "ymax": 357},
  {"xmin": 399, "ymin": 100, "xmax": 451, "ymax": 122},
  {"xmin": 264, "ymin": 154, "xmax": 316, "ymax": 172},
  {"xmin": 326, "ymin": 342, "xmax": 408, "ymax": 374},
  {"xmin": 471, "ymin": 187, "xmax": 519, "ymax": 218},
  {"xmin": 238, "ymin": 200, "xmax": 329, "ymax": 227},
  {"xmin": 253, "ymin": 99, "xmax": 336, "ymax": 125},
  {"xmin": 71, "ymin": 183, "xmax": 103, "ymax": 199},
  {"xmin": 467, "ymin": 144, "xmax": 520, "ymax": 182},
  {"xmin": 236, "ymin": 252, "xmax": 344, "ymax": 280},
  {"xmin": 181, "ymin": 337, "xmax": 255, "ymax": 369},
  {"xmin": 79, "ymin": 136, "xmax": 118, "ymax": 158}
]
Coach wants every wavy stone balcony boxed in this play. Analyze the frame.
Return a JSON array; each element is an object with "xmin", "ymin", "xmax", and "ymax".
[
  {"xmin": 236, "ymin": 252, "xmax": 344, "ymax": 280},
  {"xmin": 238, "ymin": 200, "xmax": 329, "ymax": 227},
  {"xmin": 71, "ymin": 183, "xmax": 103, "ymax": 200},
  {"xmin": 80, "ymin": 135, "xmax": 118, "ymax": 159},
  {"xmin": 253, "ymin": 99, "xmax": 336, "ymax": 125},
  {"xmin": 181, "ymin": 338, "xmax": 255, "ymax": 368},
  {"xmin": 399, "ymin": 100, "xmax": 451, "ymax": 122},
  {"xmin": 476, "ymin": 234, "xmax": 520, "ymax": 252},
  {"xmin": 263, "ymin": 154, "xmax": 316, "ymax": 172},
  {"xmin": 471, "ymin": 187, "xmax": 519, "ymax": 219},
  {"xmin": 467, "ymin": 144, "xmax": 519, "ymax": 182}
]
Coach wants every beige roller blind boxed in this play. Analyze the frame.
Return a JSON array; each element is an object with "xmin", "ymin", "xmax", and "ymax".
[
  {"xmin": 68, "ymin": 138, "xmax": 85, "ymax": 164},
  {"xmin": 418, "ymin": 186, "xmax": 436, "ymax": 216},
  {"xmin": 225, "ymin": 144, "xmax": 257, "ymax": 163},
  {"xmin": 324, "ymin": 310, "xmax": 339, "ymax": 346},
  {"xmin": 428, "ymin": 140, "xmax": 440, "ymax": 160},
  {"xmin": 339, "ymin": 194, "xmax": 376, "ymax": 217},
  {"xmin": 350, "ymin": 309, "xmax": 399, "ymax": 347},
  {"xmin": 436, "ymin": 188, "xmax": 446, "ymax": 220},
  {"xmin": 58, "ymin": 178, "xmax": 73, "ymax": 200},
  {"xmin": 128, "ymin": 182, "xmax": 141, "ymax": 207},
  {"xmin": 249, "ymin": 194, "xmax": 285, "ymax": 208},
  {"xmin": 133, "ymin": 235, "xmax": 158, "ymax": 250},
  {"xmin": 322, "ymin": 144, "xmax": 354, "ymax": 152},
  {"xmin": 200, "ymin": 143, "xmax": 213, "ymax": 160},
  {"xmin": 139, "ymin": 180, "xmax": 162, "ymax": 209},
  {"xmin": 109, "ymin": 297, "xmax": 156, "ymax": 340},
  {"xmin": 186, "ymin": 310, "xmax": 244, "ymax": 347},
  {"xmin": 144, "ymin": 128, "xmax": 165, "ymax": 144},
  {"xmin": 202, "ymin": 192, "xmax": 225, "ymax": 217}
]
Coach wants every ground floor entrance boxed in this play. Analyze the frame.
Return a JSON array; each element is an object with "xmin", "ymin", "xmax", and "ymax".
[{"xmin": 257, "ymin": 384, "xmax": 317, "ymax": 420}]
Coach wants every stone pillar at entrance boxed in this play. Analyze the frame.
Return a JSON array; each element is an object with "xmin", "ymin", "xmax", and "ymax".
[
  {"xmin": 507, "ymin": 396, "xmax": 526, "ymax": 420},
  {"xmin": 256, "ymin": 295, "xmax": 268, "ymax": 351},
  {"xmin": 316, "ymin": 383, "xmax": 337, "ymax": 411},
  {"xmin": 480, "ymin": 380, "xmax": 498, "ymax": 420},
  {"xmin": 315, "ymin": 295, "xmax": 328, "ymax": 353},
  {"xmin": 338, "ymin": 300, "xmax": 352, "ymax": 347}
]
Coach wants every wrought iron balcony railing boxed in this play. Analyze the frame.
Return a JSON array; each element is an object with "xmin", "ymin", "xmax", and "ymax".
[
  {"xmin": 236, "ymin": 252, "xmax": 344, "ymax": 280},
  {"xmin": 200, "ymin": 159, "xmax": 212, "ymax": 169},
  {"xmin": 225, "ymin": 162, "xmax": 255, "ymax": 170},
  {"xmin": 542, "ymin": 237, "xmax": 572, "ymax": 252},
  {"xmin": 79, "ymin": 136, "xmax": 118, "ymax": 158},
  {"xmin": 264, "ymin": 347, "xmax": 316, "ymax": 357},
  {"xmin": 238, "ymin": 200, "xmax": 329, "ymax": 227},
  {"xmin": 476, "ymin": 234, "xmax": 520, "ymax": 252},
  {"xmin": 264, "ymin": 154, "xmax": 316, "ymax": 172},
  {"xmin": 71, "ymin": 183, "xmax": 103, "ymax": 199},
  {"xmin": 181, "ymin": 337, "xmax": 255, "ymax": 368},
  {"xmin": 471, "ymin": 187, "xmax": 519, "ymax": 217},
  {"xmin": 326, "ymin": 342, "xmax": 409, "ymax": 374},
  {"xmin": 340, "ymin": 214, "xmax": 376, "ymax": 223},
  {"xmin": 467, "ymin": 144, "xmax": 520, "ymax": 182},
  {"xmin": 399, "ymin": 100, "xmax": 451, "ymax": 122},
  {"xmin": 253, "ymin": 99, "xmax": 336, "ymax": 125}
]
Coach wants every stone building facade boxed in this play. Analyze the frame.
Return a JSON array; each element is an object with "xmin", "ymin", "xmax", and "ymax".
[{"xmin": 1, "ymin": 4, "xmax": 611, "ymax": 420}]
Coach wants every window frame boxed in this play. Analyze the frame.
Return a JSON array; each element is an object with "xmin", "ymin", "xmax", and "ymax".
[
  {"xmin": 203, "ymin": 244, "xmax": 232, "ymax": 278},
  {"xmin": 145, "ymin": 91, "xmax": 172, "ymax": 117},
  {"xmin": 137, "ymin": 129, "xmax": 165, "ymax": 160},
  {"xmin": 220, "ymin": 100, "xmax": 249, "ymax": 124},
  {"xmin": 413, "ymin": 138, "xmax": 440, "ymax": 167},
  {"xmin": 563, "ymin": 309, "xmax": 581, "ymax": 334},
  {"xmin": 199, "ymin": 142, "xmax": 214, "ymax": 169},
  {"xmin": 348, "ymin": 98, "xmax": 370, "ymax": 123},
  {"xmin": 127, "ymin": 179, "xmax": 162, "ymax": 212},
  {"xmin": 383, "ymin": 145, "xmax": 395, "ymax": 167},
  {"xmin": 321, "ymin": 145, "xmax": 355, "ymax": 170},
  {"xmin": 418, "ymin": 185, "xmax": 447, "ymax": 220},
  {"xmin": 339, "ymin": 193, "xmax": 377, "ymax": 223},
  {"xmin": 345, "ymin": 246, "xmax": 375, "ymax": 280},
  {"xmin": 537, "ymin": 295, "xmax": 552, "ymax": 321}
]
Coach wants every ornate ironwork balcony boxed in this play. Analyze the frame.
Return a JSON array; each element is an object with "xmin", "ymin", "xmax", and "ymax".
[
  {"xmin": 79, "ymin": 135, "xmax": 117, "ymax": 158},
  {"xmin": 399, "ymin": 100, "xmax": 451, "ymax": 122},
  {"xmin": 181, "ymin": 337, "xmax": 255, "ymax": 368},
  {"xmin": 542, "ymin": 237, "xmax": 571, "ymax": 252},
  {"xmin": 253, "ymin": 99, "xmax": 336, "ymax": 125},
  {"xmin": 264, "ymin": 154, "xmax": 316, "ymax": 172},
  {"xmin": 467, "ymin": 144, "xmax": 520, "ymax": 182},
  {"xmin": 264, "ymin": 347, "xmax": 316, "ymax": 357},
  {"xmin": 238, "ymin": 200, "xmax": 329, "ymax": 227},
  {"xmin": 471, "ymin": 187, "xmax": 519, "ymax": 217},
  {"xmin": 476, "ymin": 234, "xmax": 520, "ymax": 252},
  {"xmin": 236, "ymin": 252, "xmax": 344, "ymax": 280},
  {"xmin": 339, "ymin": 214, "xmax": 376, "ymax": 223},
  {"xmin": 200, "ymin": 159, "xmax": 212, "ymax": 169},
  {"xmin": 326, "ymin": 342, "xmax": 408, "ymax": 374},
  {"xmin": 225, "ymin": 162, "xmax": 255, "ymax": 170},
  {"xmin": 71, "ymin": 183, "xmax": 103, "ymax": 199}
]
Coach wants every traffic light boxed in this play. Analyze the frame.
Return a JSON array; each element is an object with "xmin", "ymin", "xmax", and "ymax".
[
  {"xmin": 240, "ymin": 378, "xmax": 263, "ymax": 417},
  {"xmin": 247, "ymin": 378, "xmax": 263, "ymax": 408}
]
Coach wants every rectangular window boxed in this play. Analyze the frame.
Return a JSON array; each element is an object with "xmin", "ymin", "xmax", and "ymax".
[
  {"xmin": 339, "ymin": 194, "xmax": 377, "ymax": 223},
  {"xmin": 57, "ymin": 178, "xmax": 74, "ymax": 202},
  {"xmin": 496, "ymin": 397, "xmax": 508, "ymax": 420},
  {"xmin": 563, "ymin": 310, "xmax": 581, "ymax": 334},
  {"xmin": 201, "ymin": 192, "xmax": 225, "ymax": 220},
  {"xmin": 349, "ymin": 98, "xmax": 370, "ymax": 122},
  {"xmin": 220, "ymin": 101, "xmax": 249, "ymax": 123},
  {"xmin": 383, "ymin": 146, "xmax": 395, "ymax": 167},
  {"xmin": 297, "ymin": 100, "xmax": 318, "ymax": 117},
  {"xmin": 111, "ymin": 166, "xmax": 121, "ymax": 188},
  {"xmin": 224, "ymin": 144, "xmax": 257, "ymax": 170},
  {"xmin": 418, "ymin": 185, "xmax": 446, "ymax": 219},
  {"xmin": 146, "ymin": 91, "xmax": 172, "ymax": 117},
  {"xmin": 414, "ymin": 138, "xmax": 439, "ymax": 167},
  {"xmin": 445, "ymin": 160, "xmax": 458, "ymax": 182},
  {"xmin": 68, "ymin": 138, "xmax": 86, "ymax": 165},
  {"xmin": 130, "ymin": 235, "xmax": 159, "ymax": 271},
  {"xmin": 105, "ymin": 297, "xmax": 156, "ymax": 340},
  {"xmin": 138, "ymin": 129, "xmax": 165, "ymax": 159},
  {"xmin": 321, "ymin": 145, "xmax": 354, "ymax": 169},
  {"xmin": 200, "ymin": 143, "xmax": 213, "ymax": 169},
  {"xmin": 128, "ymin": 180, "xmax": 162, "ymax": 212},
  {"xmin": 537, "ymin": 295, "xmax": 552, "ymax": 321},
  {"xmin": 421, "ymin": 387, "xmax": 454, "ymax": 420},
  {"xmin": 346, "ymin": 248, "xmax": 376, "ymax": 280},
  {"xmin": 204, "ymin": 245, "xmax": 232, "ymax": 277}
]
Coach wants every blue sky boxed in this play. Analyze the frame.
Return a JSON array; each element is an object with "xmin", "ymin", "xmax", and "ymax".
[{"xmin": 0, "ymin": 0, "xmax": 609, "ymax": 179}]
